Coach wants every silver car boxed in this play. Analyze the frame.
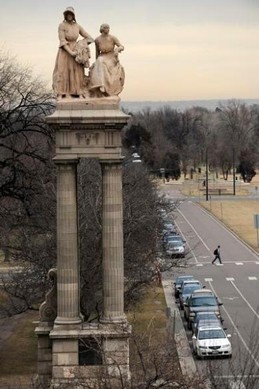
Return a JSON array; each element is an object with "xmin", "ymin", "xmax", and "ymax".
[{"xmin": 165, "ymin": 239, "xmax": 186, "ymax": 258}]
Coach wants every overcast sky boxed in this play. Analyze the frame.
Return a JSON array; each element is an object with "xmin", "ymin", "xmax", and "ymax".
[{"xmin": 1, "ymin": 0, "xmax": 259, "ymax": 101}]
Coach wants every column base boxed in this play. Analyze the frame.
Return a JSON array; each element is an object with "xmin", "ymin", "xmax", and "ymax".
[
  {"xmin": 100, "ymin": 313, "xmax": 127, "ymax": 324},
  {"xmin": 54, "ymin": 316, "xmax": 82, "ymax": 326}
]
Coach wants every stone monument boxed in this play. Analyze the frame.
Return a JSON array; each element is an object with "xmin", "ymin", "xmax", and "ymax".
[{"xmin": 35, "ymin": 7, "xmax": 131, "ymax": 388}]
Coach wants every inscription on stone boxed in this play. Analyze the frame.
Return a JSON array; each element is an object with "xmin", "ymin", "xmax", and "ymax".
[{"xmin": 76, "ymin": 132, "xmax": 100, "ymax": 146}]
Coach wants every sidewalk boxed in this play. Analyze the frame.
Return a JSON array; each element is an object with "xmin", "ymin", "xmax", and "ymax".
[{"xmin": 162, "ymin": 278, "xmax": 198, "ymax": 378}]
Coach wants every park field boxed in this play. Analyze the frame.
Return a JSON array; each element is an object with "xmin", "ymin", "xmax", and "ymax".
[{"xmin": 200, "ymin": 199, "xmax": 259, "ymax": 253}]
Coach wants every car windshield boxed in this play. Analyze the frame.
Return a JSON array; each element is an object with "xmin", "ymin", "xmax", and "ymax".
[
  {"xmin": 191, "ymin": 296, "xmax": 218, "ymax": 307},
  {"xmin": 177, "ymin": 276, "xmax": 193, "ymax": 286},
  {"xmin": 183, "ymin": 285, "xmax": 201, "ymax": 294},
  {"xmin": 169, "ymin": 241, "xmax": 183, "ymax": 247},
  {"xmin": 198, "ymin": 320, "xmax": 220, "ymax": 327},
  {"xmin": 198, "ymin": 329, "xmax": 226, "ymax": 340},
  {"xmin": 167, "ymin": 236, "xmax": 182, "ymax": 241}
]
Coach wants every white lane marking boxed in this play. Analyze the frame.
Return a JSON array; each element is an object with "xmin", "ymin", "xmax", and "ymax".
[
  {"xmin": 229, "ymin": 280, "xmax": 259, "ymax": 320},
  {"xmin": 236, "ymin": 262, "xmax": 244, "ymax": 265},
  {"xmin": 177, "ymin": 209, "xmax": 211, "ymax": 252},
  {"xmin": 174, "ymin": 220, "xmax": 199, "ymax": 265},
  {"xmin": 196, "ymin": 264, "xmax": 203, "ymax": 267},
  {"xmin": 195, "ymin": 203, "xmax": 259, "ymax": 260},
  {"xmin": 256, "ymin": 262, "xmax": 259, "ymax": 265},
  {"xmin": 205, "ymin": 278, "xmax": 213, "ymax": 282},
  {"xmin": 223, "ymin": 297, "xmax": 239, "ymax": 301},
  {"xmin": 206, "ymin": 280, "xmax": 259, "ymax": 368},
  {"xmin": 248, "ymin": 277, "xmax": 257, "ymax": 280},
  {"xmin": 226, "ymin": 278, "xmax": 235, "ymax": 281}
]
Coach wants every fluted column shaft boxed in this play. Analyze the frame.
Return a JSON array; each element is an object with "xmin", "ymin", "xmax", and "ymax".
[
  {"xmin": 55, "ymin": 161, "xmax": 81, "ymax": 325},
  {"xmin": 101, "ymin": 162, "xmax": 125, "ymax": 322}
]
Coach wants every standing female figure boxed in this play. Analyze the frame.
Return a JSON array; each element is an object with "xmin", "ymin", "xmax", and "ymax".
[
  {"xmin": 53, "ymin": 7, "xmax": 94, "ymax": 98},
  {"xmin": 89, "ymin": 24, "xmax": 125, "ymax": 97}
]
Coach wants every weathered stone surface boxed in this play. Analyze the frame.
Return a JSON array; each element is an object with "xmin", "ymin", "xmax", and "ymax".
[{"xmin": 37, "ymin": 66, "xmax": 130, "ymax": 386}]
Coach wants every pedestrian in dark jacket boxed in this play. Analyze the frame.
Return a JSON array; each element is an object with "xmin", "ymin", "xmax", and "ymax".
[{"xmin": 212, "ymin": 245, "xmax": 222, "ymax": 264}]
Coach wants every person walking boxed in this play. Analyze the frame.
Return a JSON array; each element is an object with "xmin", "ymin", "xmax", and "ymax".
[{"xmin": 212, "ymin": 245, "xmax": 222, "ymax": 264}]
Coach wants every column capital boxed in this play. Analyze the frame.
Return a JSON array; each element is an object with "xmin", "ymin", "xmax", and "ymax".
[
  {"xmin": 100, "ymin": 158, "xmax": 124, "ymax": 165},
  {"xmin": 53, "ymin": 157, "xmax": 79, "ymax": 165}
]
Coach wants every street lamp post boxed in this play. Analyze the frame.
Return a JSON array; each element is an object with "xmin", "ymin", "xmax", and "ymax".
[
  {"xmin": 233, "ymin": 147, "xmax": 236, "ymax": 196},
  {"xmin": 205, "ymin": 147, "xmax": 209, "ymax": 201}
]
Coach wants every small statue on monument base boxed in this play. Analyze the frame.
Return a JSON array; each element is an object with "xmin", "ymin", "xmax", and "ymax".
[
  {"xmin": 88, "ymin": 23, "xmax": 125, "ymax": 98},
  {"xmin": 52, "ymin": 7, "xmax": 94, "ymax": 99},
  {"xmin": 52, "ymin": 8, "xmax": 125, "ymax": 101}
]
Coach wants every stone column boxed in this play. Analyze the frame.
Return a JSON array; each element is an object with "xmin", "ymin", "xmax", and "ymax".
[
  {"xmin": 55, "ymin": 161, "xmax": 81, "ymax": 325},
  {"xmin": 101, "ymin": 161, "xmax": 125, "ymax": 322}
]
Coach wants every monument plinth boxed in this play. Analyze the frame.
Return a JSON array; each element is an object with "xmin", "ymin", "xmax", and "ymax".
[{"xmin": 36, "ymin": 99, "xmax": 131, "ymax": 388}]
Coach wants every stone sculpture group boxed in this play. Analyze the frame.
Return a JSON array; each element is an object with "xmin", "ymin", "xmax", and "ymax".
[{"xmin": 53, "ymin": 6, "xmax": 125, "ymax": 99}]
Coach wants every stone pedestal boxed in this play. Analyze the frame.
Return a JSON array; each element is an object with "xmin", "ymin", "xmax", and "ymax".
[{"xmin": 36, "ymin": 98, "xmax": 131, "ymax": 388}]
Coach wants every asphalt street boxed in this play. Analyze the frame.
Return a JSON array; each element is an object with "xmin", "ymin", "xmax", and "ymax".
[{"xmin": 162, "ymin": 188, "xmax": 259, "ymax": 388}]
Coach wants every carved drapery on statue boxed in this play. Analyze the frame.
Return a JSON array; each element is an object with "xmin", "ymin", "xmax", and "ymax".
[
  {"xmin": 52, "ymin": 7, "xmax": 94, "ymax": 98},
  {"xmin": 52, "ymin": 13, "xmax": 125, "ymax": 99},
  {"xmin": 89, "ymin": 24, "xmax": 125, "ymax": 97}
]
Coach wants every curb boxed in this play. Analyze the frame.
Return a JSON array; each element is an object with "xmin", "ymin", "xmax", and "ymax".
[{"xmin": 162, "ymin": 279, "xmax": 197, "ymax": 377}]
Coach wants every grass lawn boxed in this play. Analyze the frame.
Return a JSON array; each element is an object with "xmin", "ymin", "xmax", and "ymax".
[
  {"xmin": 128, "ymin": 284, "xmax": 183, "ymax": 385},
  {"xmin": 0, "ymin": 284, "xmax": 183, "ymax": 386},
  {"xmin": 200, "ymin": 199, "xmax": 259, "ymax": 252},
  {"xmin": 0, "ymin": 310, "xmax": 38, "ymax": 386}
]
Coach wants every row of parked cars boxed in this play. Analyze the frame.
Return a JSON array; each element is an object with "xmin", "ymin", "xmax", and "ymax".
[
  {"xmin": 162, "ymin": 218, "xmax": 186, "ymax": 258},
  {"xmin": 174, "ymin": 275, "xmax": 232, "ymax": 359}
]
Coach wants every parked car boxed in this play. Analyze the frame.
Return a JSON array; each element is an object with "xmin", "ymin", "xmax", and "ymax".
[
  {"xmin": 179, "ymin": 278, "xmax": 203, "ymax": 293},
  {"xmin": 192, "ymin": 311, "xmax": 222, "ymax": 333},
  {"xmin": 162, "ymin": 232, "xmax": 179, "ymax": 244},
  {"xmin": 174, "ymin": 275, "xmax": 194, "ymax": 298},
  {"xmin": 191, "ymin": 289, "xmax": 214, "ymax": 297},
  {"xmin": 165, "ymin": 238, "xmax": 186, "ymax": 258},
  {"xmin": 192, "ymin": 326, "xmax": 232, "ymax": 358},
  {"xmin": 179, "ymin": 282, "xmax": 203, "ymax": 310},
  {"xmin": 163, "ymin": 233, "xmax": 184, "ymax": 244},
  {"xmin": 184, "ymin": 294, "xmax": 223, "ymax": 329},
  {"xmin": 162, "ymin": 220, "xmax": 177, "ymax": 235},
  {"xmin": 181, "ymin": 279, "xmax": 204, "ymax": 289},
  {"xmin": 191, "ymin": 289, "xmax": 223, "ymax": 305}
]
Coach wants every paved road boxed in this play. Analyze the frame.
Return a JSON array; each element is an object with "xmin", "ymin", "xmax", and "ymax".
[{"xmin": 163, "ymin": 190, "xmax": 259, "ymax": 388}]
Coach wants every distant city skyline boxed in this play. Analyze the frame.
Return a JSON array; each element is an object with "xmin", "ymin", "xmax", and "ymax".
[{"xmin": 1, "ymin": 0, "xmax": 259, "ymax": 101}]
